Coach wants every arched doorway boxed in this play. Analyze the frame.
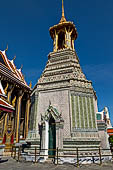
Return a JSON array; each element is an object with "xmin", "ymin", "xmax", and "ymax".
[
  {"xmin": 48, "ymin": 115, "xmax": 56, "ymax": 157},
  {"xmin": 40, "ymin": 104, "xmax": 64, "ymax": 160},
  {"xmin": 58, "ymin": 31, "xmax": 65, "ymax": 50}
]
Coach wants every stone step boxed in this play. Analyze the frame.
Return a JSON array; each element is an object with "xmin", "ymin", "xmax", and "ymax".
[{"xmin": 45, "ymin": 158, "xmax": 54, "ymax": 163}]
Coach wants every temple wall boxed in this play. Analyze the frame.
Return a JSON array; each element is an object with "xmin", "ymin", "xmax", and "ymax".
[
  {"xmin": 98, "ymin": 131, "xmax": 110, "ymax": 149},
  {"xmin": 71, "ymin": 94, "xmax": 97, "ymax": 131},
  {"xmin": 36, "ymin": 88, "xmax": 71, "ymax": 138}
]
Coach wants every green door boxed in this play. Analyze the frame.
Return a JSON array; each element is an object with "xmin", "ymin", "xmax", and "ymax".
[{"xmin": 48, "ymin": 116, "xmax": 56, "ymax": 157}]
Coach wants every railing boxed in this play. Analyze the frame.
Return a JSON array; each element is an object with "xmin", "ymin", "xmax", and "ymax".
[{"xmin": 11, "ymin": 146, "xmax": 113, "ymax": 167}]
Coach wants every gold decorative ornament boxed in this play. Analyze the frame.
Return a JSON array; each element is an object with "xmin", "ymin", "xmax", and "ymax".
[
  {"xmin": 13, "ymin": 56, "xmax": 16, "ymax": 61},
  {"xmin": 4, "ymin": 83, "xmax": 9, "ymax": 95},
  {"xmin": 29, "ymin": 81, "xmax": 32, "ymax": 88},
  {"xmin": 5, "ymin": 44, "xmax": 8, "ymax": 52},
  {"xmin": 0, "ymin": 111, "xmax": 6, "ymax": 123},
  {"xmin": 60, "ymin": 0, "xmax": 66, "ymax": 23},
  {"xmin": 12, "ymin": 96, "xmax": 16, "ymax": 107},
  {"xmin": 20, "ymin": 64, "xmax": 23, "ymax": 70}
]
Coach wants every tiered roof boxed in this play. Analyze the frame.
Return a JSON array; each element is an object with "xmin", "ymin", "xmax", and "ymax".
[
  {"xmin": 0, "ymin": 50, "xmax": 30, "ymax": 89},
  {"xmin": 0, "ymin": 80, "xmax": 14, "ymax": 112}
]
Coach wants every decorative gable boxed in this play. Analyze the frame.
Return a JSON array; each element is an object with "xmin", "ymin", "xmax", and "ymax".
[{"xmin": 41, "ymin": 103, "xmax": 64, "ymax": 123}]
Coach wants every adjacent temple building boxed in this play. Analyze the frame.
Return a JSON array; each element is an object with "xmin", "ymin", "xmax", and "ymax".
[
  {"xmin": 28, "ymin": 0, "xmax": 109, "ymax": 159},
  {"xmin": 0, "ymin": 48, "xmax": 31, "ymax": 150}
]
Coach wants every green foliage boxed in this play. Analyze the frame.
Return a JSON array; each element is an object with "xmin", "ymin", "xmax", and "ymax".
[{"xmin": 109, "ymin": 136, "xmax": 113, "ymax": 146}]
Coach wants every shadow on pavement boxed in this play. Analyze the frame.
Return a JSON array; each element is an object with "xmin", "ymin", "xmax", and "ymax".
[{"xmin": 0, "ymin": 159, "xmax": 8, "ymax": 163}]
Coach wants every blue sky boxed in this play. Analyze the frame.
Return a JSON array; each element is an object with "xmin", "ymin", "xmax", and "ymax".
[{"xmin": 0, "ymin": 0, "xmax": 113, "ymax": 124}]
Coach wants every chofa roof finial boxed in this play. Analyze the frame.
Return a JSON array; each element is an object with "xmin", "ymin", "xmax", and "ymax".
[
  {"xmin": 13, "ymin": 55, "xmax": 16, "ymax": 61},
  {"xmin": 29, "ymin": 81, "xmax": 32, "ymax": 88},
  {"xmin": 20, "ymin": 64, "xmax": 23, "ymax": 70},
  {"xmin": 5, "ymin": 44, "xmax": 8, "ymax": 52}
]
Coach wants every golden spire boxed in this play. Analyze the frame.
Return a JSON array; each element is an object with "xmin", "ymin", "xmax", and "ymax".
[
  {"xmin": 60, "ymin": 0, "xmax": 66, "ymax": 23},
  {"xmin": 62, "ymin": 0, "xmax": 65, "ymax": 18}
]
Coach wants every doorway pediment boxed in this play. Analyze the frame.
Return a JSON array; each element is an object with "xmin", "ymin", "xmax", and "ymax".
[{"xmin": 41, "ymin": 103, "xmax": 64, "ymax": 123}]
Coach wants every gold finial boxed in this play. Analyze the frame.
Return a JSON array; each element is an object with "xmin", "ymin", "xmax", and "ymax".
[
  {"xmin": 62, "ymin": 0, "xmax": 65, "ymax": 18},
  {"xmin": 20, "ymin": 64, "xmax": 23, "ymax": 70},
  {"xmin": 13, "ymin": 56, "xmax": 16, "ymax": 61},
  {"xmin": 5, "ymin": 44, "xmax": 8, "ymax": 52},
  {"xmin": 60, "ymin": 0, "xmax": 66, "ymax": 23},
  {"xmin": 29, "ymin": 81, "xmax": 32, "ymax": 88}
]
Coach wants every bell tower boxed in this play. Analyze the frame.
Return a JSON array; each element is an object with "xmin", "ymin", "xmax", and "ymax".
[
  {"xmin": 49, "ymin": 0, "xmax": 77, "ymax": 52},
  {"xmin": 28, "ymin": 1, "xmax": 110, "ymax": 161}
]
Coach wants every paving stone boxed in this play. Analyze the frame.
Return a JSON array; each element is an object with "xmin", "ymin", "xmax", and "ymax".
[{"xmin": 0, "ymin": 157, "xmax": 113, "ymax": 170}]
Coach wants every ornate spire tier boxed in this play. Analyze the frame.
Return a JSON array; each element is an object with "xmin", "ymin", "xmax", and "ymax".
[{"xmin": 49, "ymin": 0, "xmax": 77, "ymax": 52}]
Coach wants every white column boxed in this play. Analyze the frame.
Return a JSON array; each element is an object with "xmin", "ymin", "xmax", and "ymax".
[{"xmin": 45, "ymin": 121, "xmax": 49, "ymax": 158}]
